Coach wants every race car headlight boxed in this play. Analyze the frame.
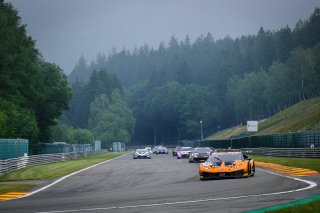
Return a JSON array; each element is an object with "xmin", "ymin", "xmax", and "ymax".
[{"xmin": 234, "ymin": 164, "xmax": 242, "ymax": 169}]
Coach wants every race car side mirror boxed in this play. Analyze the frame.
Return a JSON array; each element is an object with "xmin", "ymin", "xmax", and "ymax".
[{"xmin": 243, "ymin": 154, "xmax": 252, "ymax": 160}]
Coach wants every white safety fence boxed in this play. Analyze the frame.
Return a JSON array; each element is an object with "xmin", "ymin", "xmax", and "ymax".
[{"xmin": 0, "ymin": 150, "xmax": 108, "ymax": 175}]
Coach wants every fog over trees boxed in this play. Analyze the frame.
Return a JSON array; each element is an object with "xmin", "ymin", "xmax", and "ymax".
[
  {"xmin": 66, "ymin": 8, "xmax": 320, "ymax": 145},
  {"xmin": 2, "ymin": 0, "xmax": 319, "ymax": 148}
]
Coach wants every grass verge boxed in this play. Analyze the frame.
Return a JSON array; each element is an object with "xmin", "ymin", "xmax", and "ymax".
[
  {"xmin": 250, "ymin": 155, "xmax": 320, "ymax": 172},
  {"xmin": 258, "ymin": 97, "xmax": 320, "ymax": 134},
  {"xmin": 267, "ymin": 199, "xmax": 320, "ymax": 213},
  {"xmin": 246, "ymin": 195, "xmax": 320, "ymax": 213},
  {"xmin": 0, "ymin": 152, "xmax": 128, "ymax": 193},
  {"xmin": 0, "ymin": 184, "xmax": 34, "ymax": 194}
]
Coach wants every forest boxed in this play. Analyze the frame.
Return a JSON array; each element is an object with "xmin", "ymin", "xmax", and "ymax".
[
  {"xmin": 0, "ymin": 1, "xmax": 71, "ymax": 148},
  {"xmin": 1, "ymin": 0, "xmax": 320, "ymax": 148},
  {"xmin": 58, "ymin": 69, "xmax": 135, "ymax": 148},
  {"xmin": 67, "ymin": 8, "xmax": 320, "ymax": 145}
]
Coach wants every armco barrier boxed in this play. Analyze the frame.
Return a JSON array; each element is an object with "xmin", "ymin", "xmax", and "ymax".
[
  {"xmin": 0, "ymin": 150, "xmax": 108, "ymax": 175},
  {"xmin": 241, "ymin": 148, "xmax": 320, "ymax": 158},
  {"xmin": 183, "ymin": 131, "xmax": 320, "ymax": 149}
]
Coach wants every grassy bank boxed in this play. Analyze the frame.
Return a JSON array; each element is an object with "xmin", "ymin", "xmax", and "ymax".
[
  {"xmin": 250, "ymin": 155, "xmax": 320, "ymax": 172},
  {"xmin": 207, "ymin": 97, "xmax": 320, "ymax": 140},
  {"xmin": 0, "ymin": 152, "xmax": 127, "ymax": 194},
  {"xmin": 246, "ymin": 195, "xmax": 320, "ymax": 213},
  {"xmin": 268, "ymin": 199, "xmax": 320, "ymax": 213},
  {"xmin": 259, "ymin": 97, "xmax": 320, "ymax": 134}
]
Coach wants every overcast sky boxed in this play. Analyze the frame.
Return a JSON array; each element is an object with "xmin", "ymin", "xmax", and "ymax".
[{"xmin": 6, "ymin": 0, "xmax": 320, "ymax": 74}]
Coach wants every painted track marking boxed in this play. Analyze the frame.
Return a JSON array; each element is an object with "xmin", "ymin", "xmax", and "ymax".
[
  {"xmin": 256, "ymin": 161, "xmax": 320, "ymax": 176},
  {"xmin": 0, "ymin": 192, "xmax": 28, "ymax": 201},
  {"xmin": 35, "ymin": 168, "xmax": 318, "ymax": 213},
  {"xmin": 22, "ymin": 153, "xmax": 130, "ymax": 199},
  {"xmin": 0, "ymin": 153, "xmax": 130, "ymax": 201}
]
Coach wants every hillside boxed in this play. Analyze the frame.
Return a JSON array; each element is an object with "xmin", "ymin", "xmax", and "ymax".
[{"xmin": 207, "ymin": 97, "xmax": 320, "ymax": 140}]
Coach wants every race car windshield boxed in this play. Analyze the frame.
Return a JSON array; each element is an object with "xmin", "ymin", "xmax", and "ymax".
[
  {"xmin": 181, "ymin": 147, "xmax": 193, "ymax": 151},
  {"xmin": 208, "ymin": 154, "xmax": 243, "ymax": 163},
  {"xmin": 136, "ymin": 149, "xmax": 147, "ymax": 153},
  {"xmin": 194, "ymin": 148, "xmax": 211, "ymax": 153}
]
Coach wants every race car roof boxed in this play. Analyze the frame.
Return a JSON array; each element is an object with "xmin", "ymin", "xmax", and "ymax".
[{"xmin": 213, "ymin": 152, "xmax": 242, "ymax": 155}]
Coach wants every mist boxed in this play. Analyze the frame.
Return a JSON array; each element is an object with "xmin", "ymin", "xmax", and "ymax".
[{"xmin": 6, "ymin": 0, "xmax": 319, "ymax": 74}]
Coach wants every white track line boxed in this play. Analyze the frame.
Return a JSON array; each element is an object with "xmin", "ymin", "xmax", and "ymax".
[
  {"xmin": 20, "ymin": 153, "xmax": 130, "ymax": 199},
  {"xmin": 36, "ymin": 168, "xmax": 318, "ymax": 213}
]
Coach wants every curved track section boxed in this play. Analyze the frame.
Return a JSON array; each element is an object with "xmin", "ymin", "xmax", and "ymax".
[{"xmin": 0, "ymin": 153, "xmax": 318, "ymax": 213}]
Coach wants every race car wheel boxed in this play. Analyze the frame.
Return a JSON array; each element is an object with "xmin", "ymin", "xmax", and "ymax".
[
  {"xmin": 199, "ymin": 174, "xmax": 206, "ymax": 181},
  {"xmin": 248, "ymin": 162, "xmax": 251, "ymax": 175},
  {"xmin": 251, "ymin": 162, "xmax": 255, "ymax": 176}
]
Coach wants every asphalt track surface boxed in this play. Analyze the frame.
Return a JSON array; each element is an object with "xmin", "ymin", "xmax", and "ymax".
[{"xmin": 0, "ymin": 153, "xmax": 318, "ymax": 213}]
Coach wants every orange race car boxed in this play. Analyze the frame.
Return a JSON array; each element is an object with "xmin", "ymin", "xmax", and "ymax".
[{"xmin": 199, "ymin": 151, "xmax": 255, "ymax": 180}]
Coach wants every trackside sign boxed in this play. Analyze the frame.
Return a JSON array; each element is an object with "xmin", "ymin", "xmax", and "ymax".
[{"xmin": 247, "ymin": 121, "xmax": 258, "ymax": 132}]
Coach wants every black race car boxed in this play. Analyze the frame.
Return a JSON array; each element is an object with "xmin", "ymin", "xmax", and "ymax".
[{"xmin": 189, "ymin": 147, "xmax": 212, "ymax": 163}]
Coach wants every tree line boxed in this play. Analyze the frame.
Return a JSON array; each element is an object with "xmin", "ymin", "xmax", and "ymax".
[
  {"xmin": 69, "ymin": 8, "xmax": 320, "ymax": 145},
  {"xmin": 57, "ymin": 69, "xmax": 135, "ymax": 148},
  {"xmin": 0, "ymin": 1, "xmax": 135, "ymax": 149},
  {"xmin": 0, "ymin": 0, "xmax": 71, "ymax": 150}
]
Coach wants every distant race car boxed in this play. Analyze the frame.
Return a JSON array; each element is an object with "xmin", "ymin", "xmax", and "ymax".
[
  {"xmin": 145, "ymin": 146, "xmax": 153, "ymax": 154},
  {"xmin": 176, "ymin": 147, "xmax": 193, "ymax": 159},
  {"xmin": 189, "ymin": 147, "xmax": 212, "ymax": 163},
  {"xmin": 199, "ymin": 151, "xmax": 255, "ymax": 180},
  {"xmin": 133, "ymin": 149, "xmax": 152, "ymax": 159},
  {"xmin": 154, "ymin": 146, "xmax": 168, "ymax": 154},
  {"xmin": 172, "ymin": 146, "xmax": 181, "ymax": 156}
]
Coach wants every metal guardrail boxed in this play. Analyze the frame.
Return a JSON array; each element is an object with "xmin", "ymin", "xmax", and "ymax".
[
  {"xmin": 184, "ymin": 131, "xmax": 320, "ymax": 149},
  {"xmin": 241, "ymin": 148, "xmax": 320, "ymax": 158},
  {"xmin": 0, "ymin": 150, "xmax": 108, "ymax": 175}
]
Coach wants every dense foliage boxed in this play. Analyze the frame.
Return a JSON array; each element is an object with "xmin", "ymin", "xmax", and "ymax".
[
  {"xmin": 62, "ymin": 68, "xmax": 135, "ymax": 148},
  {"xmin": 69, "ymin": 8, "xmax": 320, "ymax": 144},
  {"xmin": 0, "ymin": 1, "xmax": 71, "ymax": 145}
]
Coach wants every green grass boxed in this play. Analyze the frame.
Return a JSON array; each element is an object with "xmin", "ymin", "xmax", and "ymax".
[
  {"xmin": 246, "ymin": 195, "xmax": 320, "ymax": 213},
  {"xmin": 259, "ymin": 97, "xmax": 320, "ymax": 134},
  {"xmin": 206, "ymin": 125, "xmax": 247, "ymax": 140},
  {"xmin": 207, "ymin": 97, "xmax": 320, "ymax": 139},
  {"xmin": 0, "ymin": 184, "xmax": 34, "ymax": 194},
  {"xmin": 0, "ymin": 152, "xmax": 127, "ymax": 181},
  {"xmin": 0, "ymin": 152, "xmax": 128, "ymax": 193},
  {"xmin": 250, "ymin": 155, "xmax": 320, "ymax": 172},
  {"xmin": 267, "ymin": 199, "xmax": 320, "ymax": 213}
]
